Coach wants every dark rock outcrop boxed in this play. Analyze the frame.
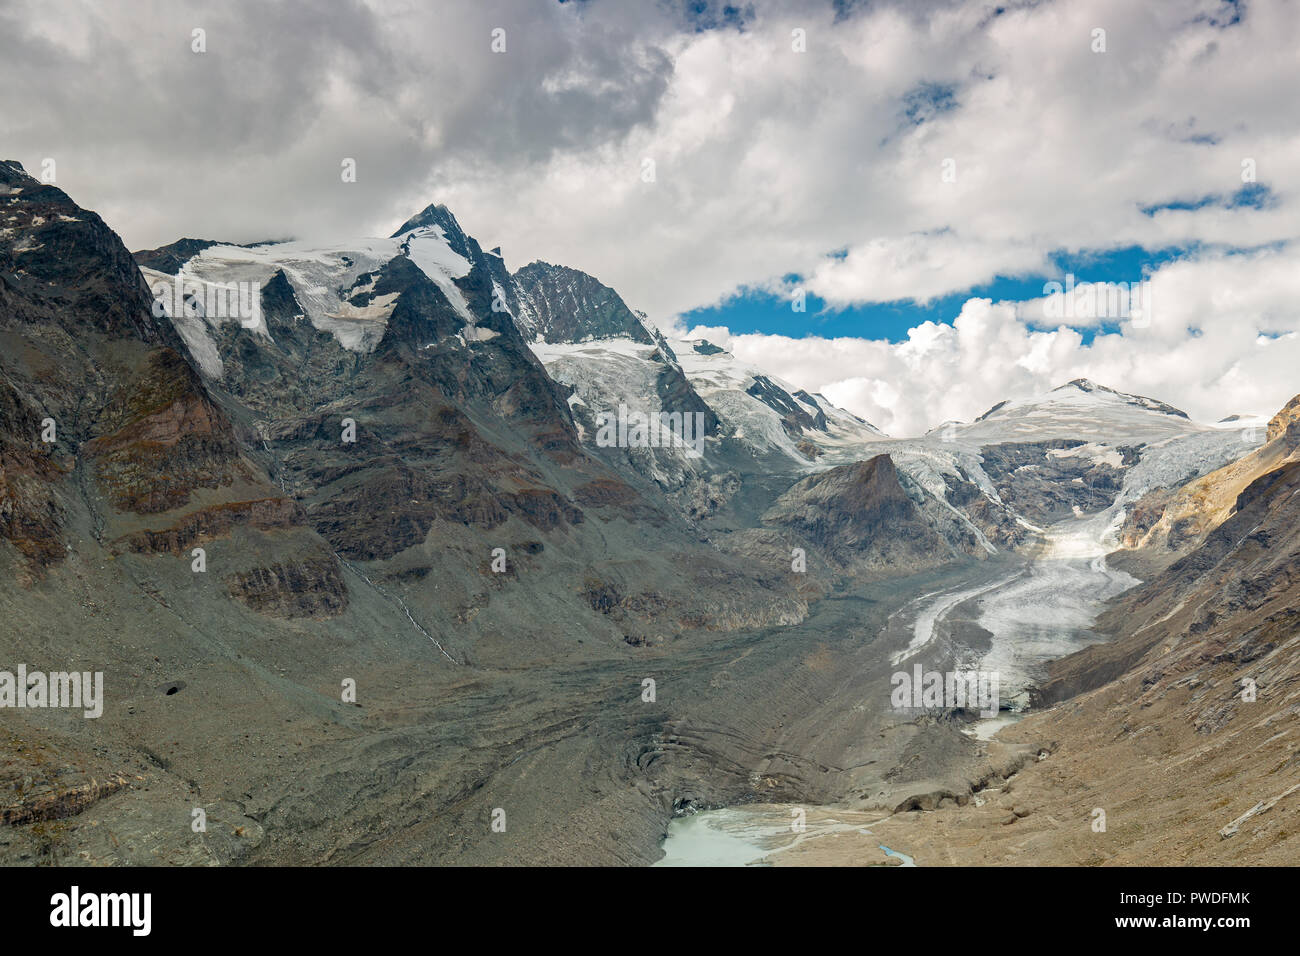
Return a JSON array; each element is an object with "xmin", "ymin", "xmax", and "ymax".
[
  {"xmin": 978, "ymin": 439, "xmax": 1134, "ymax": 522},
  {"xmin": 764, "ymin": 455, "xmax": 951, "ymax": 573},
  {"xmin": 225, "ymin": 551, "xmax": 348, "ymax": 618},
  {"xmin": 510, "ymin": 260, "xmax": 655, "ymax": 345},
  {"xmin": 131, "ymin": 238, "xmax": 221, "ymax": 274},
  {"xmin": 746, "ymin": 374, "xmax": 825, "ymax": 439},
  {"xmin": 0, "ymin": 160, "xmax": 345, "ymax": 626}
]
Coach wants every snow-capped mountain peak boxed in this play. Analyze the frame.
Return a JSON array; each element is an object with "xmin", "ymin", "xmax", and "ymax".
[
  {"xmin": 129, "ymin": 202, "xmax": 1255, "ymax": 567},
  {"xmin": 963, "ymin": 379, "xmax": 1198, "ymax": 446}
]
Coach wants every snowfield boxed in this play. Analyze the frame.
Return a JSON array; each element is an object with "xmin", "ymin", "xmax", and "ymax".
[{"xmin": 147, "ymin": 220, "xmax": 484, "ymax": 373}]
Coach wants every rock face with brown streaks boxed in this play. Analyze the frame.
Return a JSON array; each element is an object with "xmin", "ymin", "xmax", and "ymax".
[
  {"xmin": 112, "ymin": 497, "xmax": 305, "ymax": 555},
  {"xmin": 1266, "ymin": 393, "xmax": 1300, "ymax": 443},
  {"xmin": 225, "ymin": 552, "xmax": 348, "ymax": 618},
  {"xmin": 0, "ymin": 372, "xmax": 66, "ymax": 570},
  {"xmin": 0, "ymin": 159, "xmax": 343, "ymax": 617},
  {"xmin": 82, "ymin": 348, "xmax": 249, "ymax": 515},
  {"xmin": 763, "ymin": 454, "xmax": 953, "ymax": 575},
  {"xmin": 1116, "ymin": 392, "xmax": 1300, "ymax": 559}
]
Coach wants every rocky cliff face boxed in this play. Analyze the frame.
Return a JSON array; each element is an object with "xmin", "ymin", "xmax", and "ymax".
[
  {"xmin": 1116, "ymin": 396, "xmax": 1300, "ymax": 558},
  {"xmin": 762, "ymin": 455, "xmax": 953, "ymax": 575},
  {"xmin": 132, "ymin": 238, "xmax": 222, "ymax": 274},
  {"xmin": 507, "ymin": 260, "xmax": 721, "ymax": 503},
  {"xmin": 1266, "ymin": 393, "xmax": 1300, "ymax": 443},
  {"xmin": 975, "ymin": 439, "xmax": 1137, "ymax": 522},
  {"xmin": 0, "ymin": 160, "xmax": 330, "ymax": 617},
  {"xmin": 1048, "ymin": 411, "xmax": 1300, "ymax": 706},
  {"xmin": 510, "ymin": 260, "xmax": 655, "ymax": 345}
]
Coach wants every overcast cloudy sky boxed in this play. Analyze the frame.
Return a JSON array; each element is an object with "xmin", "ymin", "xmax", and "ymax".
[{"xmin": 3, "ymin": 0, "xmax": 1296, "ymax": 435}]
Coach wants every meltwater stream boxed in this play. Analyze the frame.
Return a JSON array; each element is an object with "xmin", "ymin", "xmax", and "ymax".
[{"xmin": 657, "ymin": 511, "xmax": 1139, "ymax": 866}]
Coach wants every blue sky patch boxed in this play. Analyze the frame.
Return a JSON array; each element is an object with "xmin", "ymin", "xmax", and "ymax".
[
  {"xmin": 1141, "ymin": 182, "xmax": 1276, "ymax": 215},
  {"xmin": 681, "ymin": 244, "xmax": 1197, "ymax": 344},
  {"xmin": 902, "ymin": 82, "xmax": 959, "ymax": 125}
]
